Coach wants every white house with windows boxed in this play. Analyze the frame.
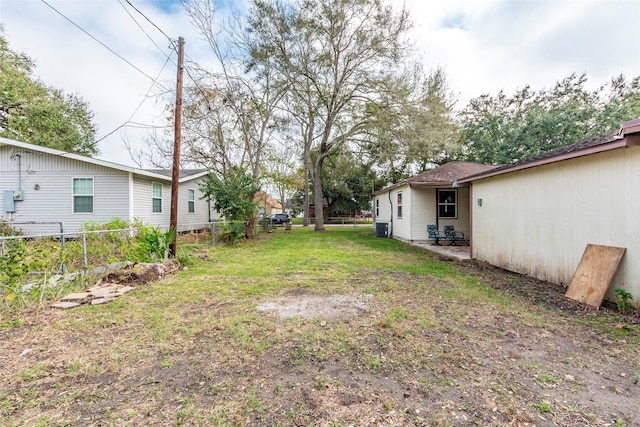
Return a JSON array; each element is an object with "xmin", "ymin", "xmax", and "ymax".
[
  {"xmin": 0, "ymin": 137, "xmax": 218, "ymax": 235},
  {"xmin": 373, "ymin": 162, "xmax": 496, "ymax": 242}
]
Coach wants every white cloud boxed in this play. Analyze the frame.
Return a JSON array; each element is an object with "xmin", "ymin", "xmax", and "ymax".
[
  {"xmin": 1, "ymin": 0, "xmax": 638, "ymax": 165},
  {"xmin": 406, "ymin": 0, "xmax": 640, "ymax": 104},
  {"xmin": 1, "ymin": 0, "xmax": 213, "ymax": 166}
]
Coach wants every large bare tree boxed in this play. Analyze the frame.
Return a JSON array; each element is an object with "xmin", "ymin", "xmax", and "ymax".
[{"xmin": 247, "ymin": 0, "xmax": 412, "ymax": 231}]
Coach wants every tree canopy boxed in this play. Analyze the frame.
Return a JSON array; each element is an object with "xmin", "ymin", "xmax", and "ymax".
[
  {"xmin": 318, "ymin": 148, "xmax": 379, "ymax": 217},
  {"xmin": 199, "ymin": 166, "xmax": 261, "ymax": 237},
  {"xmin": 456, "ymin": 73, "xmax": 640, "ymax": 164},
  {"xmin": 0, "ymin": 29, "xmax": 98, "ymax": 156},
  {"xmin": 247, "ymin": 0, "xmax": 412, "ymax": 230}
]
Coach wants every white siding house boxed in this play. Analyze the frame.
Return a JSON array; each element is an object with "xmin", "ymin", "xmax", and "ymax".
[
  {"xmin": 373, "ymin": 162, "xmax": 495, "ymax": 242},
  {"xmin": 0, "ymin": 138, "xmax": 215, "ymax": 234},
  {"xmin": 143, "ymin": 169, "xmax": 220, "ymax": 231},
  {"xmin": 460, "ymin": 118, "xmax": 640, "ymax": 302}
]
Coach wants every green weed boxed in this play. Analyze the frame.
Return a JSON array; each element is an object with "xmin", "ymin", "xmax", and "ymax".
[
  {"xmin": 532, "ymin": 401, "xmax": 552, "ymax": 413},
  {"xmin": 537, "ymin": 373, "xmax": 559, "ymax": 385},
  {"xmin": 614, "ymin": 288, "xmax": 634, "ymax": 315}
]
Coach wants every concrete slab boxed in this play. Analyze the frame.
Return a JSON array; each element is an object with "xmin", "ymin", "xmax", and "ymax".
[
  {"xmin": 409, "ymin": 241, "xmax": 471, "ymax": 260},
  {"xmin": 87, "ymin": 283, "xmax": 119, "ymax": 292}
]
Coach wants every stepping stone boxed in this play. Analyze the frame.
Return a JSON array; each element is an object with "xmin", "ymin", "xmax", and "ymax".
[
  {"xmin": 91, "ymin": 297, "xmax": 115, "ymax": 305},
  {"xmin": 90, "ymin": 286, "xmax": 120, "ymax": 297},
  {"xmin": 51, "ymin": 301, "xmax": 82, "ymax": 309},
  {"xmin": 116, "ymin": 286, "xmax": 135, "ymax": 295},
  {"xmin": 87, "ymin": 282, "xmax": 119, "ymax": 292},
  {"xmin": 94, "ymin": 293, "xmax": 121, "ymax": 299},
  {"xmin": 61, "ymin": 292, "xmax": 91, "ymax": 301}
]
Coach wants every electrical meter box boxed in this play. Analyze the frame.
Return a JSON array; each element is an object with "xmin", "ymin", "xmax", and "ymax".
[{"xmin": 3, "ymin": 190, "xmax": 16, "ymax": 212}]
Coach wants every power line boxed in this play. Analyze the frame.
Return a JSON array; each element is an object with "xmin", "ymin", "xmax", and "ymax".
[
  {"xmin": 94, "ymin": 53, "xmax": 174, "ymax": 145},
  {"xmin": 124, "ymin": 0, "xmax": 175, "ymax": 48},
  {"xmin": 119, "ymin": 1, "xmax": 214, "ymax": 116},
  {"xmin": 119, "ymin": 0, "xmax": 213, "ymax": 115},
  {"xmin": 93, "ymin": 120, "xmax": 172, "ymax": 145},
  {"xmin": 118, "ymin": 0, "xmax": 177, "ymax": 66},
  {"xmin": 40, "ymin": 0, "xmax": 173, "ymax": 93},
  {"xmin": 125, "ymin": 122, "xmax": 173, "ymax": 129},
  {"xmin": 118, "ymin": 0, "xmax": 214, "ymax": 115},
  {"xmin": 42, "ymin": 0, "xmax": 216, "ymax": 145}
]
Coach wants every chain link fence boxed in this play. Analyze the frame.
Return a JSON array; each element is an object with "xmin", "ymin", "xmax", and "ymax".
[
  {"xmin": 0, "ymin": 219, "xmax": 289, "ymax": 308},
  {"xmin": 176, "ymin": 221, "xmax": 224, "ymax": 246},
  {"xmin": 0, "ymin": 220, "xmax": 231, "ymax": 281},
  {"xmin": 0, "ymin": 221, "xmax": 64, "ymax": 238}
]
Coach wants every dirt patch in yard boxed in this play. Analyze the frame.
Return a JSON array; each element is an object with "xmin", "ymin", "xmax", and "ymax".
[
  {"xmin": 464, "ymin": 260, "xmax": 640, "ymax": 323},
  {"xmin": 256, "ymin": 289, "xmax": 371, "ymax": 319}
]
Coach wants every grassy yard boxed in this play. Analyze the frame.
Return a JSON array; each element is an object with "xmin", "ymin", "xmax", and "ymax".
[{"xmin": 1, "ymin": 227, "xmax": 639, "ymax": 426}]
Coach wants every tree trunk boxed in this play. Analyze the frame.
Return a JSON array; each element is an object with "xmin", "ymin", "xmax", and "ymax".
[
  {"xmin": 245, "ymin": 214, "xmax": 256, "ymax": 239},
  {"xmin": 303, "ymin": 148, "xmax": 311, "ymax": 227},
  {"xmin": 302, "ymin": 115, "xmax": 314, "ymax": 227},
  {"xmin": 313, "ymin": 155, "xmax": 325, "ymax": 232}
]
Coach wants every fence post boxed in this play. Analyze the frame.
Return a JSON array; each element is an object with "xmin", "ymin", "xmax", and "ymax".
[
  {"xmin": 82, "ymin": 232, "xmax": 88, "ymax": 276},
  {"xmin": 60, "ymin": 223, "xmax": 66, "ymax": 274},
  {"xmin": 211, "ymin": 222, "xmax": 215, "ymax": 247}
]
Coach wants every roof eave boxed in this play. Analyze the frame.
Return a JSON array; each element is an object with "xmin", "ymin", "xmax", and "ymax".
[
  {"xmin": 622, "ymin": 118, "xmax": 640, "ymax": 135},
  {"xmin": 178, "ymin": 170, "xmax": 210, "ymax": 183},
  {"xmin": 409, "ymin": 181, "xmax": 467, "ymax": 188},
  {"xmin": 373, "ymin": 180, "xmax": 408, "ymax": 196},
  {"xmin": 459, "ymin": 138, "xmax": 629, "ymax": 183}
]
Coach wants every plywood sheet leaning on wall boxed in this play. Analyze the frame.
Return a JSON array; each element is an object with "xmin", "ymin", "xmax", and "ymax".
[{"xmin": 565, "ymin": 244, "xmax": 626, "ymax": 308}]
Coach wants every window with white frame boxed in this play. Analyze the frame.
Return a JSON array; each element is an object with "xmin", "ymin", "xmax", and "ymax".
[
  {"xmin": 188, "ymin": 188, "xmax": 195, "ymax": 213},
  {"xmin": 437, "ymin": 189, "xmax": 457, "ymax": 218},
  {"xmin": 73, "ymin": 178, "xmax": 94, "ymax": 213},
  {"xmin": 152, "ymin": 182, "xmax": 163, "ymax": 213},
  {"xmin": 397, "ymin": 192, "xmax": 403, "ymax": 218}
]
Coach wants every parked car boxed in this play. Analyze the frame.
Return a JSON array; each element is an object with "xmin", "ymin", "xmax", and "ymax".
[{"xmin": 262, "ymin": 213, "xmax": 292, "ymax": 225}]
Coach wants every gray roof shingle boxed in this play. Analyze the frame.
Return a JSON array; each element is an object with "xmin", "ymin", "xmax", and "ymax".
[{"xmin": 144, "ymin": 169, "xmax": 208, "ymax": 179}]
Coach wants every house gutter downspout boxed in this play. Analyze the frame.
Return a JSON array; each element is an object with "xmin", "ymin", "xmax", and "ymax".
[
  {"xmin": 387, "ymin": 189, "xmax": 393, "ymax": 238},
  {"xmin": 16, "ymin": 154, "xmax": 22, "ymax": 193}
]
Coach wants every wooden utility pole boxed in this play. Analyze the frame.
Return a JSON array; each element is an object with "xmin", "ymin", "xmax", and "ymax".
[{"xmin": 169, "ymin": 36, "xmax": 184, "ymax": 257}]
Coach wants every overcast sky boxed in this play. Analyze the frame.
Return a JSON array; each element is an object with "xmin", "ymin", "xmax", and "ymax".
[{"xmin": 1, "ymin": 0, "xmax": 639, "ymax": 167}]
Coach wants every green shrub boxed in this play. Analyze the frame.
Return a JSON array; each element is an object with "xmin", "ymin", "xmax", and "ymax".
[
  {"xmin": 222, "ymin": 221, "xmax": 245, "ymax": 244},
  {"xmin": 135, "ymin": 225, "xmax": 176, "ymax": 262},
  {"xmin": 79, "ymin": 217, "xmax": 139, "ymax": 264},
  {"xmin": 0, "ymin": 219, "xmax": 21, "ymax": 236},
  {"xmin": 0, "ymin": 239, "xmax": 29, "ymax": 306}
]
